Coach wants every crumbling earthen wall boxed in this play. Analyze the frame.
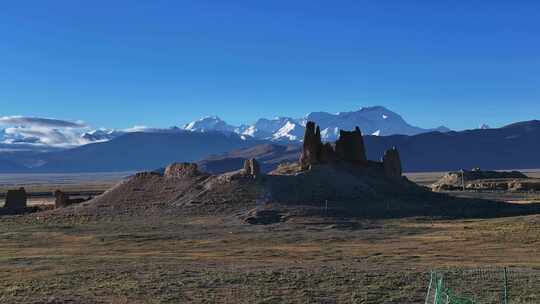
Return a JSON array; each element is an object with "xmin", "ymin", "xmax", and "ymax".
[
  {"xmin": 4, "ymin": 187, "xmax": 27, "ymax": 210},
  {"xmin": 164, "ymin": 163, "xmax": 201, "ymax": 178},
  {"xmin": 243, "ymin": 158, "xmax": 260, "ymax": 177},
  {"xmin": 334, "ymin": 127, "xmax": 367, "ymax": 163},
  {"xmin": 54, "ymin": 190, "xmax": 89, "ymax": 209},
  {"xmin": 382, "ymin": 147, "xmax": 402, "ymax": 180},
  {"xmin": 54, "ymin": 190, "xmax": 70, "ymax": 208}
]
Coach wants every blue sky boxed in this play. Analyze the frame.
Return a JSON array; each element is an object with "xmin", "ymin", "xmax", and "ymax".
[{"xmin": 1, "ymin": 1, "xmax": 539, "ymax": 130}]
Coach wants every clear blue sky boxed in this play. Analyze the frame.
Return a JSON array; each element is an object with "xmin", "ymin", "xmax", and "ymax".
[{"xmin": 1, "ymin": 1, "xmax": 539, "ymax": 130}]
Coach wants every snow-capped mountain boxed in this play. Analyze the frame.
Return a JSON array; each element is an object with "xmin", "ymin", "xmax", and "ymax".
[
  {"xmin": 303, "ymin": 106, "xmax": 449, "ymax": 140},
  {"xmin": 236, "ymin": 117, "xmax": 299, "ymax": 140},
  {"xmin": 182, "ymin": 116, "xmax": 236, "ymax": 133},
  {"xmin": 0, "ymin": 106, "xmax": 450, "ymax": 153},
  {"xmin": 271, "ymin": 121, "xmax": 305, "ymax": 142},
  {"xmin": 81, "ymin": 129, "xmax": 125, "ymax": 142},
  {"xmin": 181, "ymin": 106, "xmax": 451, "ymax": 142}
]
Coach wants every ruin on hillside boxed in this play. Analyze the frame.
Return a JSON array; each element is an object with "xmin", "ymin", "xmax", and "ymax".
[
  {"xmin": 335, "ymin": 127, "xmax": 367, "ymax": 163},
  {"xmin": 299, "ymin": 121, "xmax": 323, "ymax": 169},
  {"xmin": 164, "ymin": 162, "xmax": 203, "ymax": 178},
  {"xmin": 4, "ymin": 187, "xmax": 27, "ymax": 210},
  {"xmin": 382, "ymin": 147, "xmax": 402, "ymax": 181},
  {"xmin": 298, "ymin": 121, "xmax": 402, "ymax": 181},
  {"xmin": 243, "ymin": 158, "xmax": 260, "ymax": 177},
  {"xmin": 54, "ymin": 190, "xmax": 89, "ymax": 209}
]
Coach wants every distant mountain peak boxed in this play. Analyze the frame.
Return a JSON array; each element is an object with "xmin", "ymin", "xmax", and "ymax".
[
  {"xmin": 81, "ymin": 129, "xmax": 123, "ymax": 142},
  {"xmin": 182, "ymin": 116, "xmax": 235, "ymax": 133},
  {"xmin": 359, "ymin": 105, "xmax": 388, "ymax": 111},
  {"xmin": 181, "ymin": 106, "xmax": 451, "ymax": 142}
]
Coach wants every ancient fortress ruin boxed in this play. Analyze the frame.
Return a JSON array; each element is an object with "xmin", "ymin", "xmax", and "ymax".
[
  {"xmin": 1, "ymin": 187, "xmax": 30, "ymax": 215},
  {"xmin": 4, "ymin": 187, "xmax": 27, "ymax": 210},
  {"xmin": 298, "ymin": 121, "xmax": 402, "ymax": 181},
  {"xmin": 54, "ymin": 190, "xmax": 90, "ymax": 209},
  {"xmin": 34, "ymin": 121, "xmax": 421, "ymax": 221}
]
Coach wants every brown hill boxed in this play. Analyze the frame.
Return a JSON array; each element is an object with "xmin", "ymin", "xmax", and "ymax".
[{"xmin": 38, "ymin": 122, "xmax": 540, "ymax": 223}]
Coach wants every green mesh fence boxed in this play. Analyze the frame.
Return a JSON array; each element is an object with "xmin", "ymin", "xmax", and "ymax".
[{"xmin": 425, "ymin": 268, "xmax": 540, "ymax": 304}]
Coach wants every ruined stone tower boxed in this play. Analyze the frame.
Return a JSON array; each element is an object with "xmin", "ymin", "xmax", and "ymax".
[
  {"xmin": 334, "ymin": 127, "xmax": 367, "ymax": 163},
  {"xmin": 243, "ymin": 158, "xmax": 261, "ymax": 176},
  {"xmin": 300, "ymin": 121, "xmax": 323, "ymax": 169},
  {"xmin": 54, "ymin": 190, "xmax": 69, "ymax": 209},
  {"xmin": 382, "ymin": 147, "xmax": 402, "ymax": 180},
  {"xmin": 298, "ymin": 121, "xmax": 403, "ymax": 183},
  {"xmin": 4, "ymin": 187, "xmax": 27, "ymax": 210},
  {"xmin": 299, "ymin": 121, "xmax": 367, "ymax": 168}
]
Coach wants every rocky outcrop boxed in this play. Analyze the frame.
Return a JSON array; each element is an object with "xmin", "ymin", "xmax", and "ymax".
[
  {"xmin": 4, "ymin": 187, "xmax": 27, "ymax": 210},
  {"xmin": 164, "ymin": 163, "xmax": 201, "ymax": 178},
  {"xmin": 508, "ymin": 180, "xmax": 540, "ymax": 192},
  {"xmin": 464, "ymin": 170, "xmax": 526, "ymax": 180},
  {"xmin": 431, "ymin": 170, "xmax": 533, "ymax": 192},
  {"xmin": 334, "ymin": 127, "xmax": 367, "ymax": 163},
  {"xmin": 243, "ymin": 158, "xmax": 261, "ymax": 176},
  {"xmin": 459, "ymin": 179, "xmax": 540, "ymax": 192},
  {"xmin": 244, "ymin": 208, "xmax": 286, "ymax": 225},
  {"xmin": 383, "ymin": 147, "xmax": 402, "ymax": 180}
]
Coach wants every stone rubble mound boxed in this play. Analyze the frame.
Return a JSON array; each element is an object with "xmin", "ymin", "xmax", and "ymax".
[{"xmin": 431, "ymin": 169, "xmax": 536, "ymax": 192}]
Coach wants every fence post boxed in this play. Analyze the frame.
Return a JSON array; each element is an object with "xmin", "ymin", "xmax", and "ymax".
[
  {"xmin": 503, "ymin": 267, "xmax": 508, "ymax": 304},
  {"xmin": 434, "ymin": 276, "xmax": 443, "ymax": 304},
  {"xmin": 425, "ymin": 271, "xmax": 434, "ymax": 304},
  {"xmin": 325, "ymin": 200, "xmax": 328, "ymax": 216}
]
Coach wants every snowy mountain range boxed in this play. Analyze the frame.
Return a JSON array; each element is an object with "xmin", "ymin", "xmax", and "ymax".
[
  {"xmin": 3, "ymin": 119, "xmax": 539, "ymax": 173},
  {"xmin": 198, "ymin": 120, "xmax": 540, "ymax": 174},
  {"xmin": 0, "ymin": 107, "xmax": 449, "ymax": 152},
  {"xmin": 182, "ymin": 106, "xmax": 450, "ymax": 142}
]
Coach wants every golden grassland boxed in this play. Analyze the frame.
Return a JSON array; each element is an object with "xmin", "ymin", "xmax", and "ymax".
[
  {"xmin": 1, "ymin": 171, "xmax": 540, "ymax": 303},
  {"xmin": 1, "ymin": 212, "xmax": 539, "ymax": 303}
]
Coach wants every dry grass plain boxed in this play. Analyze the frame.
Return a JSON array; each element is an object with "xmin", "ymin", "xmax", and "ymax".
[{"xmin": 1, "ymin": 171, "xmax": 540, "ymax": 303}]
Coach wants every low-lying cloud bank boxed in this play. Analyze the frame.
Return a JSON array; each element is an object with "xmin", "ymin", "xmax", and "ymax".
[
  {"xmin": 0, "ymin": 116, "xmax": 86, "ymax": 128},
  {"xmin": 0, "ymin": 116, "xmax": 154, "ymax": 151},
  {"xmin": 2, "ymin": 126, "xmax": 86, "ymax": 147}
]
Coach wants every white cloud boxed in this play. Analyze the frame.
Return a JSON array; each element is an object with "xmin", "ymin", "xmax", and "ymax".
[
  {"xmin": 0, "ymin": 115, "xmax": 89, "ymax": 148},
  {"xmin": 0, "ymin": 116, "xmax": 170, "ymax": 149},
  {"xmin": 0, "ymin": 116, "xmax": 86, "ymax": 128},
  {"xmin": 122, "ymin": 125, "xmax": 150, "ymax": 132},
  {"xmin": 3, "ymin": 126, "xmax": 87, "ymax": 147}
]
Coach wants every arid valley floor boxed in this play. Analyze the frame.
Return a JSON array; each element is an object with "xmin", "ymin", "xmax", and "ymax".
[{"xmin": 1, "ymin": 171, "xmax": 540, "ymax": 303}]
